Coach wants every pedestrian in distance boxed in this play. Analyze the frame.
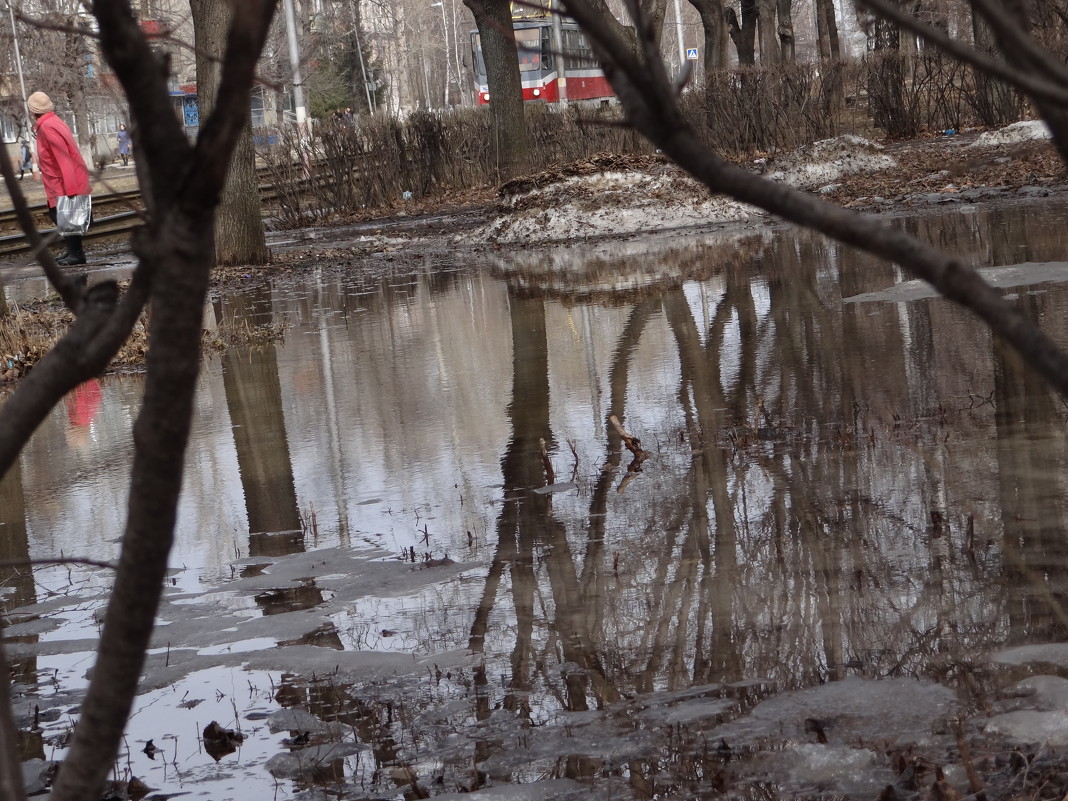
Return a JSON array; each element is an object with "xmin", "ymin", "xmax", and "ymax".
[
  {"xmin": 117, "ymin": 123, "xmax": 131, "ymax": 167},
  {"xmin": 28, "ymin": 91, "xmax": 92, "ymax": 265},
  {"xmin": 16, "ymin": 139, "xmax": 32, "ymax": 180}
]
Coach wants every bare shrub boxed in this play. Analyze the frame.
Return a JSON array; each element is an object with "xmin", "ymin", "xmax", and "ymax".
[
  {"xmin": 688, "ymin": 64, "xmax": 838, "ymax": 156},
  {"xmin": 260, "ymin": 106, "xmax": 648, "ymax": 228},
  {"xmin": 968, "ymin": 71, "xmax": 1024, "ymax": 128}
]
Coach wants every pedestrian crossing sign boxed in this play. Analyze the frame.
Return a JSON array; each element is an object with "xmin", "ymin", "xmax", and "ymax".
[{"xmin": 686, "ymin": 47, "xmax": 699, "ymax": 60}]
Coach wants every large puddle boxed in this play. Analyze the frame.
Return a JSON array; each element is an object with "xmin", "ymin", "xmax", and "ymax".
[{"xmin": 6, "ymin": 198, "xmax": 1068, "ymax": 798}]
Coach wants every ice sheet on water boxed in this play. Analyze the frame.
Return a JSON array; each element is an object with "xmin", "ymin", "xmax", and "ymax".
[
  {"xmin": 991, "ymin": 641, "xmax": 1068, "ymax": 668},
  {"xmin": 986, "ymin": 675, "xmax": 1068, "ymax": 746},
  {"xmin": 427, "ymin": 778, "xmax": 588, "ymax": 800},
  {"xmin": 265, "ymin": 742, "xmax": 367, "ymax": 780},
  {"xmin": 710, "ymin": 676, "xmax": 956, "ymax": 747},
  {"xmin": 844, "ymin": 262, "xmax": 1068, "ymax": 304},
  {"xmin": 636, "ymin": 696, "xmax": 736, "ymax": 726},
  {"xmin": 757, "ymin": 743, "xmax": 891, "ymax": 796}
]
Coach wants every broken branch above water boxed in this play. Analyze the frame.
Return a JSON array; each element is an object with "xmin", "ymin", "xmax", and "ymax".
[{"xmin": 609, "ymin": 415, "xmax": 651, "ymax": 463}]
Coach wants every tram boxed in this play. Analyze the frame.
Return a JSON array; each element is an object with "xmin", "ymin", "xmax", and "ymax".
[{"xmin": 470, "ymin": 17, "xmax": 614, "ymax": 105}]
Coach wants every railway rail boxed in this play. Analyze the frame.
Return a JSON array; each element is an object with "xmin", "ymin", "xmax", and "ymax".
[{"xmin": 0, "ymin": 176, "xmax": 289, "ymax": 258}]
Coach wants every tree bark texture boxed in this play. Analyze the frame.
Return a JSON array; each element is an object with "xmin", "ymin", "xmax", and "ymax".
[
  {"xmin": 756, "ymin": 0, "xmax": 781, "ymax": 63},
  {"xmin": 463, "ymin": 0, "xmax": 529, "ymax": 179},
  {"xmin": 189, "ymin": 0, "xmax": 270, "ymax": 266},
  {"xmin": 726, "ymin": 0, "xmax": 758, "ymax": 64},
  {"xmin": 40, "ymin": 2, "xmax": 281, "ymax": 798},
  {"xmin": 814, "ymin": 0, "xmax": 840, "ymax": 60},
  {"xmin": 688, "ymin": 0, "xmax": 729, "ymax": 71}
]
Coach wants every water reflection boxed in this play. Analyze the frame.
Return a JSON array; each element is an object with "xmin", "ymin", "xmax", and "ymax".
[
  {"xmin": 217, "ymin": 286, "xmax": 304, "ymax": 554},
  {"xmin": 5, "ymin": 199, "xmax": 1068, "ymax": 796}
]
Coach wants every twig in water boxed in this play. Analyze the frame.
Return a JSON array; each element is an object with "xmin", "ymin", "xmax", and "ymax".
[
  {"xmin": 609, "ymin": 415, "xmax": 651, "ymax": 463},
  {"xmin": 539, "ymin": 438, "xmax": 555, "ymax": 484}
]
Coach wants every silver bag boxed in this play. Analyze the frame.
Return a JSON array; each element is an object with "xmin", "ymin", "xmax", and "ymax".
[{"xmin": 56, "ymin": 194, "xmax": 91, "ymax": 236}]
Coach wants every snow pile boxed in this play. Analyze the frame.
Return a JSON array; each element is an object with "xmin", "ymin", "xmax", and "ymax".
[
  {"xmin": 969, "ymin": 119, "xmax": 1052, "ymax": 148},
  {"xmin": 467, "ymin": 169, "xmax": 759, "ymax": 245},
  {"xmin": 985, "ymin": 675, "xmax": 1068, "ymax": 746},
  {"xmin": 765, "ymin": 134, "xmax": 896, "ymax": 189}
]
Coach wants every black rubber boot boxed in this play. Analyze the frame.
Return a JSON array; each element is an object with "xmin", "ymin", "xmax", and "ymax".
[{"xmin": 56, "ymin": 236, "xmax": 86, "ymax": 265}]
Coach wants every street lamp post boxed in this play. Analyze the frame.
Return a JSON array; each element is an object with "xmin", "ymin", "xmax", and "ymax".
[
  {"xmin": 430, "ymin": 1, "xmax": 451, "ymax": 108},
  {"xmin": 7, "ymin": 3, "xmax": 29, "ymax": 134},
  {"xmin": 281, "ymin": 0, "xmax": 307, "ymax": 125},
  {"xmin": 347, "ymin": 2, "xmax": 376, "ymax": 114}
]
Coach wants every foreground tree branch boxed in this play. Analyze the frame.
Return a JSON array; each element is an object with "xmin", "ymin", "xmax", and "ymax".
[
  {"xmin": 563, "ymin": 0, "xmax": 1068, "ymax": 400},
  {"xmin": 857, "ymin": 0, "xmax": 1068, "ymax": 108},
  {"xmin": 40, "ymin": 2, "xmax": 281, "ymax": 799}
]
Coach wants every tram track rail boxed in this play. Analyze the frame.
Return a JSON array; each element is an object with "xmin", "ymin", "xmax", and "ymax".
[{"xmin": 0, "ymin": 173, "xmax": 290, "ymax": 258}]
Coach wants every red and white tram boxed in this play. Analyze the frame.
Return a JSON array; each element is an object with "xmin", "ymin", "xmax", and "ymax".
[{"xmin": 470, "ymin": 17, "xmax": 614, "ymax": 105}]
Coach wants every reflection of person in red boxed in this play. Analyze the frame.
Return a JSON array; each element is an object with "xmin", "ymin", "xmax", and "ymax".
[{"xmin": 66, "ymin": 379, "xmax": 102, "ymax": 427}]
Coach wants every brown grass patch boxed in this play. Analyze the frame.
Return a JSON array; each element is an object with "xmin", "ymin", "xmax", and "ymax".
[{"xmin": 0, "ymin": 288, "xmax": 287, "ymax": 383}]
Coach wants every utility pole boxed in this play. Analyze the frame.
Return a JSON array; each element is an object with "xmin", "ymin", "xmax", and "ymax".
[
  {"xmin": 349, "ymin": 0, "xmax": 376, "ymax": 113},
  {"xmin": 7, "ymin": 3, "xmax": 28, "ymax": 133},
  {"xmin": 671, "ymin": 0, "xmax": 686, "ymax": 76},
  {"xmin": 551, "ymin": 0, "xmax": 567, "ymax": 104},
  {"xmin": 281, "ymin": 0, "xmax": 307, "ymax": 125},
  {"xmin": 431, "ymin": 1, "xmax": 451, "ymax": 107}
]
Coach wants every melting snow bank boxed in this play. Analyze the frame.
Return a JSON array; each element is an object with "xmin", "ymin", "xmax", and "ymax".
[
  {"xmin": 464, "ymin": 136, "xmax": 897, "ymax": 245},
  {"xmin": 969, "ymin": 119, "xmax": 1052, "ymax": 147},
  {"xmin": 765, "ymin": 134, "xmax": 896, "ymax": 189},
  {"xmin": 470, "ymin": 167, "xmax": 757, "ymax": 245}
]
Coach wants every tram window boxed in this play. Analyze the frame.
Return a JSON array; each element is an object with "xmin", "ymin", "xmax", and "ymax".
[
  {"xmin": 471, "ymin": 32, "xmax": 487, "ymax": 79},
  {"xmin": 515, "ymin": 27, "xmax": 541, "ymax": 72},
  {"xmin": 541, "ymin": 26, "xmax": 553, "ymax": 71},
  {"xmin": 562, "ymin": 28, "xmax": 595, "ymax": 68}
]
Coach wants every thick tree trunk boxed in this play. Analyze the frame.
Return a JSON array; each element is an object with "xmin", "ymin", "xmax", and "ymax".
[
  {"xmin": 726, "ymin": 0, "xmax": 757, "ymax": 65},
  {"xmin": 776, "ymin": 0, "xmax": 795, "ymax": 61},
  {"xmin": 688, "ymin": 0, "xmax": 729, "ymax": 70},
  {"xmin": 463, "ymin": 0, "xmax": 529, "ymax": 179},
  {"xmin": 756, "ymin": 0, "xmax": 780, "ymax": 63},
  {"xmin": 814, "ymin": 0, "xmax": 840, "ymax": 60},
  {"xmin": 189, "ymin": 0, "xmax": 270, "ymax": 266}
]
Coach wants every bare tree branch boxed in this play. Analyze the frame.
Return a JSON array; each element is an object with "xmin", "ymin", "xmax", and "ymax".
[
  {"xmin": 969, "ymin": 0, "xmax": 1068, "ymax": 88},
  {"xmin": 857, "ymin": 0, "xmax": 1068, "ymax": 107},
  {"xmin": 0, "ymin": 272, "xmax": 150, "ymax": 479},
  {"xmin": 0, "ymin": 557, "xmax": 117, "ymax": 570},
  {"xmin": 564, "ymin": 0, "xmax": 1068, "ymax": 400},
  {"xmin": 0, "ymin": 643, "xmax": 26, "ymax": 801},
  {"xmin": 46, "ymin": 2, "xmax": 281, "ymax": 798}
]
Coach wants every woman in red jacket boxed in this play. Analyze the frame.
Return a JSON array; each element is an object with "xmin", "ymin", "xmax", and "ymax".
[{"xmin": 28, "ymin": 91, "xmax": 92, "ymax": 265}]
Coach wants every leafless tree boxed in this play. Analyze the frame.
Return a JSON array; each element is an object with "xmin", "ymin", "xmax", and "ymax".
[
  {"xmin": 463, "ymin": 0, "xmax": 531, "ymax": 177},
  {"xmin": 0, "ymin": 1, "xmax": 280, "ymax": 799},
  {"xmin": 190, "ymin": 0, "xmax": 270, "ymax": 266},
  {"xmin": 726, "ymin": 0, "xmax": 757, "ymax": 63},
  {"xmin": 687, "ymin": 0, "xmax": 730, "ymax": 71},
  {"xmin": 561, "ymin": 0, "xmax": 1068, "ymax": 398}
]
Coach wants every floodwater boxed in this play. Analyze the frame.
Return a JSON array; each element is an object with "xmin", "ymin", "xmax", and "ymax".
[{"xmin": 6, "ymin": 198, "xmax": 1068, "ymax": 799}]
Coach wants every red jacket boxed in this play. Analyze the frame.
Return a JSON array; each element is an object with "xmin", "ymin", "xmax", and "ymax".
[{"xmin": 35, "ymin": 111, "xmax": 91, "ymax": 208}]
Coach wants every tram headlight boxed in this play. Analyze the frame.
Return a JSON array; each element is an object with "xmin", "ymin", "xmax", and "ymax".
[
  {"xmin": 533, "ymin": 88, "xmax": 541, "ymax": 97},
  {"xmin": 481, "ymin": 92, "xmax": 490, "ymax": 102}
]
